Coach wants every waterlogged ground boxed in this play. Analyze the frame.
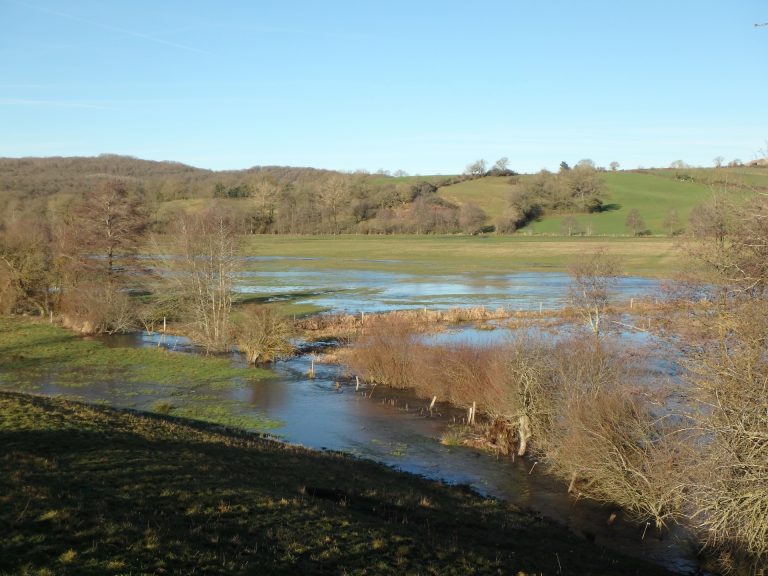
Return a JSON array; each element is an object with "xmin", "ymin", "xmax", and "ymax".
[
  {"xmin": 0, "ymin": 269, "xmax": 697, "ymax": 574},
  {"xmin": 236, "ymin": 262, "xmax": 661, "ymax": 314}
]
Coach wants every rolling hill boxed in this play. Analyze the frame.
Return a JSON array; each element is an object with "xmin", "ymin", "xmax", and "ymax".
[{"xmin": 437, "ymin": 167, "xmax": 768, "ymax": 236}]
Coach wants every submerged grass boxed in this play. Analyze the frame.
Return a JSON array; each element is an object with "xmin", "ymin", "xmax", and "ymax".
[
  {"xmin": 0, "ymin": 317, "xmax": 271, "ymax": 388},
  {"xmin": 0, "ymin": 391, "xmax": 673, "ymax": 575},
  {"xmin": 0, "ymin": 318, "xmax": 278, "ymax": 431}
]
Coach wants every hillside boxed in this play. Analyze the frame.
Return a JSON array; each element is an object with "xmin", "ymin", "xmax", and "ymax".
[
  {"xmin": 437, "ymin": 167, "xmax": 768, "ymax": 236},
  {"xmin": 2, "ymin": 155, "xmax": 766, "ymax": 236}
]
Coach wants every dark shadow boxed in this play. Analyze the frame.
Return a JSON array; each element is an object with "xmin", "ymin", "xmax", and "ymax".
[
  {"xmin": 600, "ymin": 203, "xmax": 622, "ymax": 212},
  {"xmin": 0, "ymin": 392, "xmax": 675, "ymax": 576}
]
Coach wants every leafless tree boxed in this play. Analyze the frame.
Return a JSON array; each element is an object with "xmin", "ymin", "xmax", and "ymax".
[
  {"xmin": 71, "ymin": 179, "xmax": 147, "ymax": 279},
  {"xmin": 625, "ymin": 208, "xmax": 646, "ymax": 236},
  {"xmin": 567, "ymin": 249, "xmax": 622, "ymax": 335},
  {"xmin": 158, "ymin": 210, "xmax": 239, "ymax": 353},
  {"xmin": 0, "ymin": 216, "xmax": 53, "ymax": 315},
  {"xmin": 662, "ymin": 209, "xmax": 682, "ymax": 236},
  {"xmin": 465, "ymin": 159, "xmax": 487, "ymax": 177}
]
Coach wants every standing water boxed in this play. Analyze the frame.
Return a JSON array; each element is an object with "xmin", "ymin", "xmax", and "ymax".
[{"xmin": 2, "ymin": 268, "xmax": 700, "ymax": 574}]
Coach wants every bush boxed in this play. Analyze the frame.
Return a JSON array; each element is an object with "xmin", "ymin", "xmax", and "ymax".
[{"xmin": 233, "ymin": 306, "xmax": 294, "ymax": 364}]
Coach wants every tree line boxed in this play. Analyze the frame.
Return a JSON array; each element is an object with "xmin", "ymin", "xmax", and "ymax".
[{"xmin": 0, "ymin": 156, "xmax": 497, "ymax": 236}]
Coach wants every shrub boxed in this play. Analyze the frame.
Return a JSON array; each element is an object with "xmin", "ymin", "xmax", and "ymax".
[{"xmin": 233, "ymin": 306, "xmax": 294, "ymax": 364}]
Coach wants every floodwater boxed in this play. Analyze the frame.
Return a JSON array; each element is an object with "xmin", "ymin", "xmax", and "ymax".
[
  {"xmin": 236, "ymin": 267, "xmax": 660, "ymax": 313},
  {"xmin": 2, "ymin": 267, "xmax": 701, "ymax": 574}
]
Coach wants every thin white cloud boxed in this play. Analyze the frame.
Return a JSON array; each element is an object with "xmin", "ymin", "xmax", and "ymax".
[
  {"xmin": 6, "ymin": 0, "xmax": 212, "ymax": 55},
  {"xmin": 0, "ymin": 98, "xmax": 103, "ymax": 109}
]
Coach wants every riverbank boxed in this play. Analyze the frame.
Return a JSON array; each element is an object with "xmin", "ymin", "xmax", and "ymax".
[{"xmin": 0, "ymin": 390, "xmax": 675, "ymax": 575}]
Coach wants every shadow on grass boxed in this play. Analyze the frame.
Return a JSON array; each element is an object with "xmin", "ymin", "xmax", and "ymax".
[
  {"xmin": 601, "ymin": 203, "xmax": 622, "ymax": 212},
  {"xmin": 0, "ymin": 392, "xmax": 674, "ymax": 575}
]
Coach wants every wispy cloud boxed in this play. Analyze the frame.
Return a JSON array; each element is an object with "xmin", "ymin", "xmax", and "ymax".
[
  {"xmin": 0, "ymin": 98, "xmax": 103, "ymax": 109},
  {"xmin": 6, "ymin": 0, "xmax": 212, "ymax": 55}
]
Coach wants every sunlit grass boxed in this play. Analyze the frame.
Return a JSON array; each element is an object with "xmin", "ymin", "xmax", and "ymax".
[{"xmin": 241, "ymin": 234, "xmax": 683, "ymax": 276}]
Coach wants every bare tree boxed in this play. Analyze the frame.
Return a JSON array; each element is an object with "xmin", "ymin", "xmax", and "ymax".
[
  {"xmin": 609, "ymin": 161, "xmax": 620, "ymax": 172},
  {"xmin": 159, "ymin": 211, "xmax": 239, "ymax": 353},
  {"xmin": 564, "ymin": 163, "xmax": 605, "ymax": 212},
  {"xmin": 683, "ymin": 299, "xmax": 768, "ymax": 569},
  {"xmin": 71, "ymin": 179, "xmax": 147, "ymax": 279},
  {"xmin": 464, "ymin": 159, "xmax": 487, "ymax": 177},
  {"xmin": 568, "ymin": 249, "xmax": 622, "ymax": 335},
  {"xmin": 625, "ymin": 208, "xmax": 646, "ymax": 236},
  {"xmin": 458, "ymin": 202, "xmax": 487, "ymax": 234},
  {"xmin": 560, "ymin": 214, "xmax": 581, "ymax": 236},
  {"xmin": 0, "ymin": 215, "xmax": 53, "ymax": 315},
  {"xmin": 712, "ymin": 155, "xmax": 725, "ymax": 168},
  {"xmin": 688, "ymin": 195, "xmax": 733, "ymax": 244},
  {"xmin": 320, "ymin": 175, "xmax": 350, "ymax": 234},
  {"xmin": 662, "ymin": 209, "xmax": 682, "ymax": 236}
]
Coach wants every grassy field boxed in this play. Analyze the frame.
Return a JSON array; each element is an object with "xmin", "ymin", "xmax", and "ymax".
[
  {"xmin": 437, "ymin": 176, "xmax": 512, "ymax": 219},
  {"xmin": 242, "ymin": 234, "xmax": 685, "ymax": 277},
  {"xmin": 436, "ymin": 167, "xmax": 767, "ymax": 236},
  {"xmin": 0, "ymin": 391, "xmax": 674, "ymax": 575}
]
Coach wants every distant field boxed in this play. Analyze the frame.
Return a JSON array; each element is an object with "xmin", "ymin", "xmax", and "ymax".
[
  {"xmin": 242, "ymin": 234, "xmax": 685, "ymax": 277},
  {"xmin": 437, "ymin": 176, "xmax": 513, "ymax": 219},
  {"xmin": 367, "ymin": 174, "xmax": 453, "ymax": 186},
  {"xmin": 531, "ymin": 172, "xmax": 715, "ymax": 236},
  {"xmin": 436, "ymin": 167, "xmax": 765, "ymax": 236}
]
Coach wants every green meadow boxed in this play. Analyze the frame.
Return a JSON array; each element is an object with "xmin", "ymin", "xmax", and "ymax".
[{"xmin": 436, "ymin": 168, "xmax": 767, "ymax": 236}]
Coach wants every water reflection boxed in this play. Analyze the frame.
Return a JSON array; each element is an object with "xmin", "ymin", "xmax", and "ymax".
[
  {"xmin": 2, "ymin": 267, "xmax": 700, "ymax": 574},
  {"xmin": 234, "ymin": 268, "xmax": 661, "ymax": 314}
]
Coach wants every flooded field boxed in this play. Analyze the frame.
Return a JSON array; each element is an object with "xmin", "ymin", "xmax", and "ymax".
[
  {"xmin": 236, "ymin": 264, "xmax": 660, "ymax": 313},
  {"xmin": 0, "ymin": 265, "xmax": 700, "ymax": 574}
]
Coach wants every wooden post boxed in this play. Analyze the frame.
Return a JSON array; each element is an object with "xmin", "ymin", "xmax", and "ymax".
[
  {"xmin": 539, "ymin": 302, "xmax": 543, "ymax": 315},
  {"xmin": 163, "ymin": 316, "xmax": 167, "ymax": 332},
  {"xmin": 49, "ymin": 310, "xmax": 53, "ymax": 323},
  {"xmin": 429, "ymin": 396, "xmax": 437, "ymax": 411},
  {"xmin": 355, "ymin": 376, "xmax": 360, "ymax": 391},
  {"xmin": 630, "ymin": 297, "xmax": 634, "ymax": 309},
  {"xmin": 308, "ymin": 356, "xmax": 316, "ymax": 379}
]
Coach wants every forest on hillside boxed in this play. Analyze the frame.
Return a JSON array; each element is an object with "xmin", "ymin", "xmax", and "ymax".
[{"xmin": 0, "ymin": 155, "xmax": 496, "ymax": 235}]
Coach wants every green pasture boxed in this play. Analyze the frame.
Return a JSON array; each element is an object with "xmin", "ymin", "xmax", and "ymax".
[
  {"xmin": 436, "ymin": 167, "xmax": 766, "ymax": 236},
  {"xmin": 530, "ymin": 172, "xmax": 715, "ymax": 236},
  {"xmin": 437, "ymin": 176, "xmax": 514, "ymax": 219}
]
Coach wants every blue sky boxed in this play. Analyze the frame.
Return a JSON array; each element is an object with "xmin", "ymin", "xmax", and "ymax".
[{"xmin": 1, "ymin": 0, "xmax": 766, "ymax": 174}]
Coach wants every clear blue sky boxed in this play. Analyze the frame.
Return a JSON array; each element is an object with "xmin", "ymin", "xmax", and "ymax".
[{"xmin": 1, "ymin": 0, "xmax": 766, "ymax": 174}]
